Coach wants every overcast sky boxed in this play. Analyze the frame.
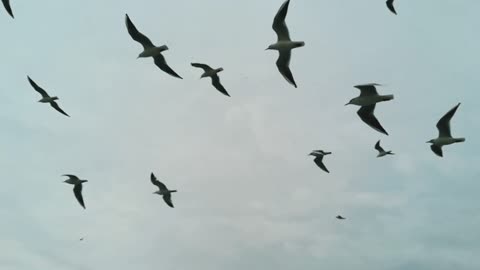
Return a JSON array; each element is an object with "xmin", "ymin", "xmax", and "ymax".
[{"xmin": 0, "ymin": 0, "xmax": 479, "ymax": 269}]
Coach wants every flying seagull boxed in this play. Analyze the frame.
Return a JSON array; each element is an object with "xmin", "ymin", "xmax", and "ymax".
[
  {"xmin": 345, "ymin": 83, "xmax": 393, "ymax": 135},
  {"xmin": 309, "ymin": 150, "xmax": 331, "ymax": 173},
  {"xmin": 150, "ymin": 173, "xmax": 177, "ymax": 208},
  {"xmin": 28, "ymin": 76, "xmax": 70, "ymax": 117},
  {"xmin": 2, "ymin": 0, "xmax": 13, "ymax": 18},
  {"xmin": 63, "ymin": 174, "xmax": 88, "ymax": 209},
  {"xmin": 386, "ymin": 0, "xmax": 397, "ymax": 15},
  {"xmin": 191, "ymin": 63, "xmax": 230, "ymax": 97},
  {"xmin": 266, "ymin": 0, "xmax": 305, "ymax": 88},
  {"xmin": 336, "ymin": 215, "xmax": 346, "ymax": 220},
  {"xmin": 125, "ymin": 14, "xmax": 182, "ymax": 79},
  {"xmin": 427, "ymin": 103, "xmax": 465, "ymax": 157},
  {"xmin": 375, "ymin": 140, "xmax": 394, "ymax": 158}
]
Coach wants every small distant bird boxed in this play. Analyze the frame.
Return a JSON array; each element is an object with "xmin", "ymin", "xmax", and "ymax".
[
  {"xmin": 63, "ymin": 174, "xmax": 88, "ymax": 209},
  {"xmin": 375, "ymin": 140, "xmax": 394, "ymax": 158},
  {"xmin": 79, "ymin": 237, "xmax": 84, "ymax": 241},
  {"xmin": 427, "ymin": 103, "xmax": 465, "ymax": 157},
  {"xmin": 27, "ymin": 76, "xmax": 70, "ymax": 117},
  {"xmin": 150, "ymin": 173, "xmax": 177, "ymax": 208},
  {"xmin": 345, "ymin": 84, "xmax": 393, "ymax": 135},
  {"xmin": 125, "ymin": 14, "xmax": 182, "ymax": 79},
  {"xmin": 266, "ymin": 0, "xmax": 305, "ymax": 88},
  {"xmin": 336, "ymin": 215, "xmax": 346, "ymax": 220},
  {"xmin": 2, "ymin": 0, "xmax": 13, "ymax": 18},
  {"xmin": 191, "ymin": 63, "xmax": 230, "ymax": 97},
  {"xmin": 309, "ymin": 150, "xmax": 332, "ymax": 173},
  {"xmin": 386, "ymin": 0, "xmax": 397, "ymax": 15}
]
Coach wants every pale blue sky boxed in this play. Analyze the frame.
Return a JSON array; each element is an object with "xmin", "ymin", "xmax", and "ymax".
[{"xmin": 0, "ymin": 0, "xmax": 479, "ymax": 269}]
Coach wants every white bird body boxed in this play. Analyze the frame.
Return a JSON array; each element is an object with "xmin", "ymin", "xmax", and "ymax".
[
  {"xmin": 201, "ymin": 68, "xmax": 224, "ymax": 78},
  {"xmin": 429, "ymin": 137, "xmax": 465, "ymax": 147},
  {"xmin": 154, "ymin": 189, "xmax": 177, "ymax": 196},
  {"xmin": 138, "ymin": 45, "xmax": 169, "ymax": 58},
  {"xmin": 267, "ymin": 41, "xmax": 305, "ymax": 51},
  {"xmin": 347, "ymin": 94, "xmax": 394, "ymax": 106},
  {"xmin": 377, "ymin": 151, "xmax": 393, "ymax": 158},
  {"xmin": 39, "ymin": 96, "xmax": 58, "ymax": 103}
]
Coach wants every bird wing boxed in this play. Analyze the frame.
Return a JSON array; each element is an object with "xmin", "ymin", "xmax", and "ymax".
[
  {"xmin": 430, "ymin": 145, "xmax": 443, "ymax": 157},
  {"xmin": 357, "ymin": 105, "xmax": 389, "ymax": 135},
  {"xmin": 50, "ymin": 101, "xmax": 70, "ymax": 117},
  {"xmin": 354, "ymin": 84, "xmax": 380, "ymax": 97},
  {"xmin": 191, "ymin": 63, "xmax": 213, "ymax": 72},
  {"xmin": 272, "ymin": 0, "xmax": 291, "ymax": 41},
  {"xmin": 314, "ymin": 156, "xmax": 329, "ymax": 173},
  {"xmin": 27, "ymin": 76, "xmax": 50, "ymax": 98},
  {"xmin": 374, "ymin": 140, "xmax": 385, "ymax": 153},
  {"xmin": 153, "ymin": 54, "xmax": 183, "ymax": 79},
  {"xmin": 386, "ymin": 0, "xmax": 397, "ymax": 15},
  {"xmin": 2, "ymin": 0, "xmax": 13, "ymax": 18},
  {"xmin": 125, "ymin": 14, "xmax": 155, "ymax": 49},
  {"xmin": 163, "ymin": 193, "xmax": 174, "ymax": 208},
  {"xmin": 73, "ymin": 184, "xmax": 85, "ymax": 209},
  {"xmin": 436, "ymin": 103, "xmax": 460, "ymax": 138},
  {"xmin": 63, "ymin": 174, "xmax": 79, "ymax": 180},
  {"xmin": 211, "ymin": 75, "xmax": 230, "ymax": 97},
  {"xmin": 150, "ymin": 173, "xmax": 168, "ymax": 191},
  {"xmin": 276, "ymin": 50, "xmax": 297, "ymax": 88}
]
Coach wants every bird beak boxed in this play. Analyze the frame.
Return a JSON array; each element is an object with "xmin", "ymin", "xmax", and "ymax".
[{"xmin": 344, "ymin": 103, "xmax": 349, "ymax": 106}]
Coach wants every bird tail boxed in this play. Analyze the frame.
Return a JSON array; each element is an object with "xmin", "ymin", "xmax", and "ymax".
[
  {"xmin": 455, "ymin": 138, "xmax": 466, "ymax": 143},
  {"xmin": 293, "ymin": 41, "xmax": 305, "ymax": 48},
  {"xmin": 387, "ymin": 151, "xmax": 394, "ymax": 155},
  {"xmin": 382, "ymin": 95, "xmax": 394, "ymax": 101},
  {"xmin": 169, "ymin": 190, "xmax": 178, "ymax": 193}
]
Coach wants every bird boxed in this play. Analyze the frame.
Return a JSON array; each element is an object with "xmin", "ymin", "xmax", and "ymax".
[
  {"xmin": 345, "ymin": 84, "xmax": 393, "ymax": 135},
  {"xmin": 125, "ymin": 14, "xmax": 182, "ymax": 79},
  {"xmin": 427, "ymin": 103, "xmax": 465, "ymax": 157},
  {"xmin": 375, "ymin": 140, "xmax": 394, "ymax": 158},
  {"xmin": 309, "ymin": 150, "xmax": 331, "ymax": 173},
  {"xmin": 63, "ymin": 174, "xmax": 88, "ymax": 209},
  {"xmin": 266, "ymin": 0, "xmax": 305, "ymax": 88},
  {"xmin": 27, "ymin": 76, "xmax": 70, "ymax": 117},
  {"xmin": 150, "ymin": 173, "xmax": 177, "ymax": 208},
  {"xmin": 386, "ymin": 0, "xmax": 397, "ymax": 15},
  {"xmin": 336, "ymin": 215, "xmax": 346, "ymax": 220},
  {"xmin": 79, "ymin": 237, "xmax": 84, "ymax": 241},
  {"xmin": 191, "ymin": 63, "xmax": 230, "ymax": 97},
  {"xmin": 2, "ymin": 0, "xmax": 13, "ymax": 18}
]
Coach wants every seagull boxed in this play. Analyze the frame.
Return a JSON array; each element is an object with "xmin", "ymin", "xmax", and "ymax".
[
  {"xmin": 386, "ymin": 0, "xmax": 397, "ymax": 15},
  {"xmin": 27, "ymin": 76, "xmax": 70, "ymax": 117},
  {"xmin": 63, "ymin": 174, "xmax": 88, "ymax": 209},
  {"xmin": 336, "ymin": 215, "xmax": 346, "ymax": 220},
  {"xmin": 427, "ymin": 103, "xmax": 465, "ymax": 157},
  {"xmin": 150, "ymin": 173, "xmax": 177, "ymax": 208},
  {"xmin": 125, "ymin": 14, "xmax": 182, "ymax": 79},
  {"xmin": 345, "ymin": 84, "xmax": 393, "ymax": 135},
  {"xmin": 375, "ymin": 140, "xmax": 394, "ymax": 158},
  {"xmin": 309, "ymin": 150, "xmax": 331, "ymax": 173},
  {"xmin": 266, "ymin": 0, "xmax": 305, "ymax": 88},
  {"xmin": 2, "ymin": 0, "xmax": 13, "ymax": 18},
  {"xmin": 191, "ymin": 63, "xmax": 230, "ymax": 97}
]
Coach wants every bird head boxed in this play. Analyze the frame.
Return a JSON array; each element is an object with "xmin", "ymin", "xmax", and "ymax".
[
  {"xmin": 265, "ymin": 45, "xmax": 274, "ymax": 51},
  {"xmin": 426, "ymin": 139, "xmax": 434, "ymax": 144},
  {"xmin": 159, "ymin": 45, "xmax": 169, "ymax": 52},
  {"xmin": 345, "ymin": 99, "xmax": 353, "ymax": 106}
]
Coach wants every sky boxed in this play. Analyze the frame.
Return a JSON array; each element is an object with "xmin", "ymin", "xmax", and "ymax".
[{"xmin": 0, "ymin": 0, "xmax": 479, "ymax": 269}]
